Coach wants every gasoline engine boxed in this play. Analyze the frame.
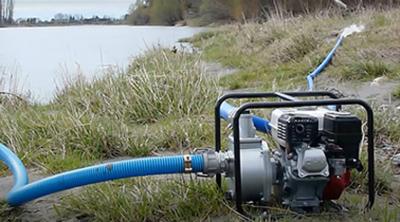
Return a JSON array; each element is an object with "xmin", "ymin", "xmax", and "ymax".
[{"xmin": 196, "ymin": 92, "xmax": 374, "ymax": 214}]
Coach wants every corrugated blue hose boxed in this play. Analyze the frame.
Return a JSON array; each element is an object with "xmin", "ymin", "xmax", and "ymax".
[
  {"xmin": 0, "ymin": 144, "xmax": 203, "ymax": 206},
  {"xmin": 221, "ymin": 35, "xmax": 346, "ymax": 130}
]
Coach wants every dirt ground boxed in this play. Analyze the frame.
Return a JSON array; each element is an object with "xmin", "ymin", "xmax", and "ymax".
[
  {"xmin": 316, "ymin": 75, "xmax": 400, "ymax": 107},
  {"xmin": 0, "ymin": 169, "xmax": 82, "ymax": 222}
]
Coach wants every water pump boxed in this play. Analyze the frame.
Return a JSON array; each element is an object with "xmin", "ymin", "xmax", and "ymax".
[{"xmin": 197, "ymin": 91, "xmax": 374, "ymax": 214}]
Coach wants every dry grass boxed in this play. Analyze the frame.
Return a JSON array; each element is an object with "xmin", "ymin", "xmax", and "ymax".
[
  {"xmin": 54, "ymin": 49, "xmax": 218, "ymax": 124},
  {"xmin": 58, "ymin": 178, "xmax": 233, "ymax": 222},
  {"xmin": 0, "ymin": 49, "xmax": 219, "ymax": 173},
  {"xmin": 393, "ymin": 85, "xmax": 400, "ymax": 99},
  {"xmin": 188, "ymin": 8, "xmax": 400, "ymax": 90}
]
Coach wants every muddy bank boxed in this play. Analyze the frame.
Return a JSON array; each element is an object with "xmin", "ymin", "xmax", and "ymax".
[{"xmin": 316, "ymin": 76, "xmax": 400, "ymax": 107}]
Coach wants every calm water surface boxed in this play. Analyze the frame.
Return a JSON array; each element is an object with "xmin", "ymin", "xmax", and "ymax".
[{"xmin": 0, "ymin": 25, "xmax": 203, "ymax": 102}]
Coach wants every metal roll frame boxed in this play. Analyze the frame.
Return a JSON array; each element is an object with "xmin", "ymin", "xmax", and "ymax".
[{"xmin": 214, "ymin": 91, "xmax": 374, "ymax": 214}]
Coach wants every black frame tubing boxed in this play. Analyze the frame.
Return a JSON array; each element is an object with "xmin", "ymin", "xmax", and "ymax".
[{"xmin": 231, "ymin": 99, "xmax": 374, "ymax": 214}]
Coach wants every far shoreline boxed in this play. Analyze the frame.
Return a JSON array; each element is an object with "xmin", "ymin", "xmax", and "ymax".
[
  {"xmin": 0, "ymin": 21, "xmax": 127, "ymax": 28},
  {"xmin": 0, "ymin": 23, "xmax": 127, "ymax": 28},
  {"xmin": 0, "ymin": 22, "xmax": 198, "ymax": 29},
  {"xmin": 0, "ymin": 18, "xmax": 209, "ymax": 29}
]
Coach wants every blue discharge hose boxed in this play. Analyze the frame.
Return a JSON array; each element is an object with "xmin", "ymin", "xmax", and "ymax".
[
  {"xmin": 0, "ymin": 144, "xmax": 204, "ymax": 206},
  {"xmin": 220, "ymin": 35, "xmax": 347, "ymax": 130},
  {"xmin": 307, "ymin": 35, "xmax": 344, "ymax": 91}
]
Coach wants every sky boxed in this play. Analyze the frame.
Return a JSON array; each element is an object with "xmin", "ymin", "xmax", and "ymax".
[{"xmin": 14, "ymin": 0, "xmax": 135, "ymax": 20}]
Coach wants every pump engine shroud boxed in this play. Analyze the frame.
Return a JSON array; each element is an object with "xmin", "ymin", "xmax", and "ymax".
[{"xmin": 214, "ymin": 91, "xmax": 374, "ymax": 214}]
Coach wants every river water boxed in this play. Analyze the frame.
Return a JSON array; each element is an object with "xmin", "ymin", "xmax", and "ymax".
[{"xmin": 0, "ymin": 25, "xmax": 203, "ymax": 102}]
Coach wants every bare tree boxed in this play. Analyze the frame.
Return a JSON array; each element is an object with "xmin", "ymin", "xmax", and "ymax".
[
  {"xmin": 0, "ymin": 0, "xmax": 3, "ymax": 25},
  {"xmin": 7, "ymin": 0, "xmax": 14, "ymax": 23},
  {"xmin": 0, "ymin": 0, "xmax": 13, "ymax": 25}
]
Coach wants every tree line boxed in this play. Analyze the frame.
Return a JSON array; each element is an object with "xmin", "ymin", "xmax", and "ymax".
[
  {"xmin": 127, "ymin": 0, "xmax": 400, "ymax": 26},
  {"xmin": 127, "ymin": 0, "xmax": 263, "ymax": 25},
  {"xmin": 15, "ymin": 14, "xmax": 124, "ymax": 27},
  {"xmin": 0, "ymin": 0, "xmax": 14, "ymax": 26}
]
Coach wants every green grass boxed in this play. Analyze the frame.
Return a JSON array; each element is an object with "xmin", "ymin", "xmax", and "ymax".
[
  {"xmin": 393, "ymin": 85, "xmax": 400, "ymax": 99},
  {"xmin": 56, "ymin": 179, "xmax": 400, "ymax": 222},
  {"xmin": 0, "ymin": 49, "xmax": 218, "ymax": 173},
  {"xmin": 0, "ymin": 200, "xmax": 21, "ymax": 222},
  {"xmin": 0, "ymin": 202, "xmax": 9, "ymax": 221},
  {"xmin": 351, "ymin": 150, "xmax": 393, "ymax": 194},
  {"xmin": 374, "ymin": 106, "xmax": 400, "ymax": 144},
  {"xmin": 58, "ymin": 178, "xmax": 234, "ymax": 221},
  {"xmin": 340, "ymin": 61, "xmax": 393, "ymax": 80},
  {"xmin": 343, "ymin": 105, "xmax": 400, "ymax": 194},
  {"xmin": 186, "ymin": 8, "xmax": 400, "ymax": 90},
  {"xmin": 0, "ymin": 201, "xmax": 6, "ymax": 214}
]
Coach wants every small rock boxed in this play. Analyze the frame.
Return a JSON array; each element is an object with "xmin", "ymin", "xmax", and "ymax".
[
  {"xmin": 370, "ymin": 76, "xmax": 388, "ymax": 86},
  {"xmin": 396, "ymin": 106, "xmax": 400, "ymax": 110},
  {"xmin": 382, "ymin": 146, "xmax": 393, "ymax": 151},
  {"xmin": 392, "ymin": 154, "xmax": 400, "ymax": 166}
]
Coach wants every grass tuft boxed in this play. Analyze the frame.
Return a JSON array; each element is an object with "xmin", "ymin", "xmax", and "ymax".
[
  {"xmin": 54, "ymin": 49, "xmax": 218, "ymax": 124},
  {"xmin": 58, "ymin": 178, "xmax": 233, "ymax": 222},
  {"xmin": 393, "ymin": 85, "xmax": 400, "ymax": 99},
  {"xmin": 341, "ymin": 61, "xmax": 392, "ymax": 80},
  {"xmin": 0, "ymin": 49, "xmax": 218, "ymax": 173},
  {"xmin": 276, "ymin": 34, "xmax": 319, "ymax": 63}
]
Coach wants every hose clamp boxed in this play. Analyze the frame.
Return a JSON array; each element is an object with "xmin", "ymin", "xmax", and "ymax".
[
  {"xmin": 193, "ymin": 148, "xmax": 228, "ymax": 177},
  {"xmin": 183, "ymin": 155, "xmax": 192, "ymax": 173}
]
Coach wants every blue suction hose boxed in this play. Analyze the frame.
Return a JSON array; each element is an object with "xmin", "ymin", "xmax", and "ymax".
[
  {"xmin": 0, "ymin": 143, "xmax": 203, "ymax": 206},
  {"xmin": 0, "ymin": 144, "xmax": 29, "ymax": 193}
]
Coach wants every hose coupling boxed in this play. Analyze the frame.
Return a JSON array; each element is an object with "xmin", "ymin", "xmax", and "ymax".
[
  {"xmin": 193, "ymin": 148, "xmax": 233, "ymax": 177},
  {"xmin": 183, "ymin": 154, "xmax": 192, "ymax": 173}
]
